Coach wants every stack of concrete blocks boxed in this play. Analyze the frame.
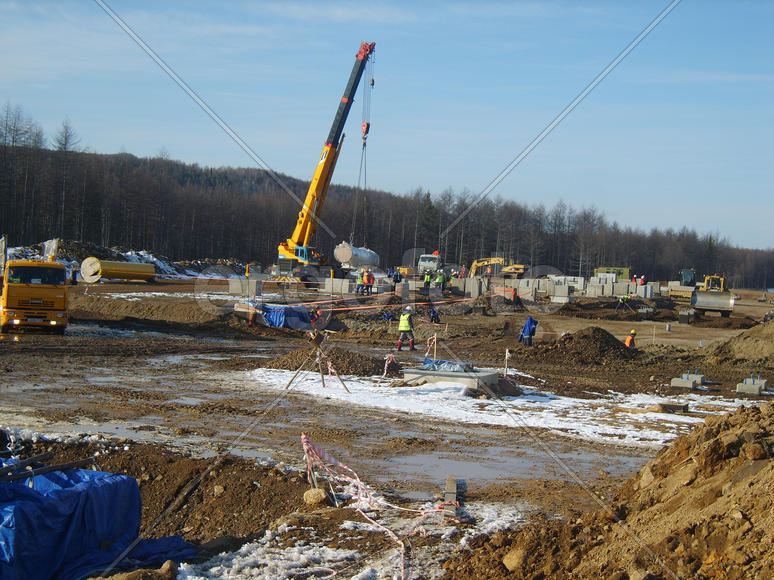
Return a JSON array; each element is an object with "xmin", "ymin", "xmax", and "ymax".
[
  {"xmin": 228, "ymin": 278, "xmax": 263, "ymax": 296},
  {"xmin": 670, "ymin": 371, "xmax": 705, "ymax": 390},
  {"xmin": 736, "ymin": 375, "xmax": 768, "ymax": 395},
  {"xmin": 550, "ymin": 282, "xmax": 571, "ymax": 304}
]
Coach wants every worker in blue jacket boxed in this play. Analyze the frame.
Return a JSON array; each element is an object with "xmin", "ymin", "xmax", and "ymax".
[{"xmin": 518, "ymin": 316, "xmax": 538, "ymax": 346}]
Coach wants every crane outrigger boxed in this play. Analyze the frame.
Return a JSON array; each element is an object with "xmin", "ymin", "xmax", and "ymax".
[{"xmin": 277, "ymin": 41, "xmax": 375, "ymax": 278}]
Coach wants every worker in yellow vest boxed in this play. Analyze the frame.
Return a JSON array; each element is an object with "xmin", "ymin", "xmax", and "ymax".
[{"xmin": 397, "ymin": 305, "xmax": 417, "ymax": 351}]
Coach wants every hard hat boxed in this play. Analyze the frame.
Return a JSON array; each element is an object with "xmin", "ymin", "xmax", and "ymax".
[
  {"xmin": 405, "ymin": 306, "xmax": 413, "ymax": 312},
  {"xmin": 630, "ymin": 329, "xmax": 637, "ymax": 335}
]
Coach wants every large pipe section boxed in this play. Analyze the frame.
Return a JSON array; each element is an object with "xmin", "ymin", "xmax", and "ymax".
[
  {"xmin": 80, "ymin": 257, "xmax": 156, "ymax": 283},
  {"xmin": 333, "ymin": 242, "xmax": 379, "ymax": 269}
]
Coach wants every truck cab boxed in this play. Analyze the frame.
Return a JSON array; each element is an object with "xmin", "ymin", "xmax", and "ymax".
[
  {"xmin": 1, "ymin": 259, "xmax": 68, "ymax": 334},
  {"xmin": 417, "ymin": 254, "xmax": 443, "ymax": 274}
]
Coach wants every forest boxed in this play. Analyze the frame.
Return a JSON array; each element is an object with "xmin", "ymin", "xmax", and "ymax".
[{"xmin": 1, "ymin": 102, "xmax": 772, "ymax": 288}]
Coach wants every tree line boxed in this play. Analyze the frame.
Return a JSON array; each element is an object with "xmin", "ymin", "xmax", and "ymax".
[{"xmin": 1, "ymin": 102, "xmax": 772, "ymax": 288}]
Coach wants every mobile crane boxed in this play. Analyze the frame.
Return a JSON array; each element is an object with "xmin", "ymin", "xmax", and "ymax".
[{"xmin": 276, "ymin": 41, "xmax": 375, "ymax": 278}]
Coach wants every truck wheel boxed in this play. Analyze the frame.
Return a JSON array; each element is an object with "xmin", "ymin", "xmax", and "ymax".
[{"xmin": 721, "ymin": 311, "xmax": 730, "ymax": 318}]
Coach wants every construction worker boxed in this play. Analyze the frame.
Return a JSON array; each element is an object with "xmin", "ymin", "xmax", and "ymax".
[
  {"xmin": 423, "ymin": 271, "xmax": 432, "ymax": 290},
  {"xmin": 518, "ymin": 316, "xmax": 538, "ymax": 346},
  {"xmin": 365, "ymin": 269, "xmax": 375, "ymax": 295},
  {"xmin": 615, "ymin": 294, "xmax": 632, "ymax": 312},
  {"xmin": 428, "ymin": 307, "xmax": 441, "ymax": 324},
  {"xmin": 355, "ymin": 270, "xmax": 364, "ymax": 295},
  {"xmin": 434, "ymin": 270, "xmax": 445, "ymax": 290},
  {"xmin": 460, "ymin": 265, "xmax": 467, "ymax": 277},
  {"xmin": 397, "ymin": 306, "xmax": 417, "ymax": 351},
  {"xmin": 624, "ymin": 329, "xmax": 637, "ymax": 349}
]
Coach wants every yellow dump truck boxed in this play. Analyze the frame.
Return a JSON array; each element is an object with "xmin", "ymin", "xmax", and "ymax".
[{"xmin": 1, "ymin": 239, "xmax": 68, "ymax": 334}]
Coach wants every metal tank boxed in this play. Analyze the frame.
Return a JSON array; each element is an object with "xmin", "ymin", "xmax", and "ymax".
[
  {"xmin": 691, "ymin": 290, "xmax": 734, "ymax": 317},
  {"xmin": 80, "ymin": 257, "xmax": 156, "ymax": 283},
  {"xmin": 333, "ymin": 242, "xmax": 380, "ymax": 269}
]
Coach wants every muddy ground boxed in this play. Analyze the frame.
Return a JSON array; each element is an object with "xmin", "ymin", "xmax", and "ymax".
[{"xmin": 1, "ymin": 280, "xmax": 772, "ymax": 577}]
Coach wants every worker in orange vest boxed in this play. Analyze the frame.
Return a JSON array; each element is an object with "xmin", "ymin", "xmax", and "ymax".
[{"xmin": 624, "ymin": 329, "xmax": 636, "ymax": 349}]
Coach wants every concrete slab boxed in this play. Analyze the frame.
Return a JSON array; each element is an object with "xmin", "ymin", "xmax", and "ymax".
[{"xmin": 402, "ymin": 368, "xmax": 499, "ymax": 390}]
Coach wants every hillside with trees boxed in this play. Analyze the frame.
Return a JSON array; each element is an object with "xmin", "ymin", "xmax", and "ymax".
[{"xmin": 1, "ymin": 103, "xmax": 772, "ymax": 287}]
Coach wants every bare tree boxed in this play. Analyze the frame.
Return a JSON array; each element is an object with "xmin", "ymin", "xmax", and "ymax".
[{"xmin": 54, "ymin": 118, "xmax": 81, "ymax": 236}]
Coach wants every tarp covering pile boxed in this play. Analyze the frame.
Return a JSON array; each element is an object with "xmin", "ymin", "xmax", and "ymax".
[
  {"xmin": 418, "ymin": 358, "xmax": 473, "ymax": 373},
  {"xmin": 0, "ymin": 461, "xmax": 197, "ymax": 580},
  {"xmin": 261, "ymin": 304, "xmax": 312, "ymax": 330}
]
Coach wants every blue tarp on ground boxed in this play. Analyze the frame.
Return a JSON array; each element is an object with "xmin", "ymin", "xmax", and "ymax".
[
  {"xmin": 0, "ymin": 461, "xmax": 197, "ymax": 580},
  {"xmin": 419, "ymin": 358, "xmax": 472, "ymax": 373},
  {"xmin": 261, "ymin": 304, "xmax": 312, "ymax": 330}
]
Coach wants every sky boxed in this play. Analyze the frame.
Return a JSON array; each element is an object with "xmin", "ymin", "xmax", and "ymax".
[{"xmin": 1, "ymin": 1, "xmax": 773, "ymax": 249}]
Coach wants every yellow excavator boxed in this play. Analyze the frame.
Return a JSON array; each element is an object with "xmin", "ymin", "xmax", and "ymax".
[
  {"xmin": 692, "ymin": 274, "xmax": 734, "ymax": 317},
  {"xmin": 468, "ymin": 257, "xmax": 526, "ymax": 278},
  {"xmin": 276, "ymin": 42, "xmax": 375, "ymax": 279}
]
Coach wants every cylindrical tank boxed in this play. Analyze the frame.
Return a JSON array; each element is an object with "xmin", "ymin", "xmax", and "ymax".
[
  {"xmin": 691, "ymin": 291, "xmax": 734, "ymax": 313},
  {"xmin": 333, "ymin": 242, "xmax": 379, "ymax": 269},
  {"xmin": 80, "ymin": 257, "xmax": 156, "ymax": 283}
]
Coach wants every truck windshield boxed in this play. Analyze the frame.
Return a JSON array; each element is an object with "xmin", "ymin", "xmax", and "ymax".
[{"xmin": 7, "ymin": 266, "xmax": 65, "ymax": 285}]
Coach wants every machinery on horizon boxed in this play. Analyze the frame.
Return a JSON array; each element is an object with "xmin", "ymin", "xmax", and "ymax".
[
  {"xmin": 276, "ymin": 42, "xmax": 376, "ymax": 280},
  {"xmin": 468, "ymin": 257, "xmax": 526, "ymax": 278}
]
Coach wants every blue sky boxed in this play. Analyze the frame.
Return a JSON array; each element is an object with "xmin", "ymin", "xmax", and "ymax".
[{"xmin": 2, "ymin": 1, "xmax": 772, "ymax": 249}]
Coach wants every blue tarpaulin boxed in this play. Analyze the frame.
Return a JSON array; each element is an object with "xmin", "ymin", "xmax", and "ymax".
[
  {"xmin": 261, "ymin": 304, "xmax": 312, "ymax": 330},
  {"xmin": 0, "ymin": 461, "xmax": 197, "ymax": 580},
  {"xmin": 418, "ymin": 358, "xmax": 472, "ymax": 373}
]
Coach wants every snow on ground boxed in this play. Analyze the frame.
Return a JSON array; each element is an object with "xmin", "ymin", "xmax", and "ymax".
[
  {"xmin": 89, "ymin": 291, "xmax": 229, "ymax": 301},
  {"xmin": 178, "ymin": 501, "xmax": 527, "ymax": 580},
  {"xmin": 246, "ymin": 368, "xmax": 750, "ymax": 448}
]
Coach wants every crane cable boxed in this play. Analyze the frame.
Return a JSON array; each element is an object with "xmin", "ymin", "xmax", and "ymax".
[{"xmin": 349, "ymin": 56, "xmax": 375, "ymax": 246}]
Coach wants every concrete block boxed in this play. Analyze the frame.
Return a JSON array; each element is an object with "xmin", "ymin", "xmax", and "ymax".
[
  {"xmin": 585, "ymin": 284, "xmax": 602, "ymax": 298},
  {"xmin": 550, "ymin": 296, "xmax": 571, "ymax": 304},
  {"xmin": 736, "ymin": 382, "xmax": 762, "ymax": 395},
  {"xmin": 536, "ymin": 279, "xmax": 548, "ymax": 293},
  {"xmin": 553, "ymin": 284, "xmax": 570, "ymax": 297},
  {"xmin": 636, "ymin": 285, "xmax": 654, "ymax": 299},
  {"xmin": 228, "ymin": 278, "xmax": 262, "ymax": 296},
  {"xmin": 613, "ymin": 282, "xmax": 630, "ymax": 296},
  {"xmin": 736, "ymin": 377, "xmax": 767, "ymax": 395},
  {"xmin": 670, "ymin": 377, "xmax": 697, "ymax": 390}
]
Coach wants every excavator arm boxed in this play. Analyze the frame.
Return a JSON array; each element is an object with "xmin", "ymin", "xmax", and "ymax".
[{"xmin": 278, "ymin": 41, "xmax": 375, "ymax": 267}]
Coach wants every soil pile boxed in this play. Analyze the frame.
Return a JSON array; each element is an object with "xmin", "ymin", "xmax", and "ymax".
[
  {"xmin": 28, "ymin": 440, "xmax": 309, "ymax": 545},
  {"xmin": 528, "ymin": 326, "xmax": 633, "ymax": 365},
  {"xmin": 262, "ymin": 346, "xmax": 401, "ymax": 377},
  {"xmin": 706, "ymin": 320, "xmax": 774, "ymax": 363},
  {"xmin": 443, "ymin": 403, "xmax": 774, "ymax": 579}
]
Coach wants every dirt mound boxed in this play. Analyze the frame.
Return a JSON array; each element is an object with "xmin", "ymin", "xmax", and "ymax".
[
  {"xmin": 26, "ymin": 440, "xmax": 309, "ymax": 545},
  {"xmin": 262, "ymin": 346, "xmax": 401, "ymax": 377},
  {"xmin": 707, "ymin": 320, "xmax": 774, "ymax": 363},
  {"xmin": 528, "ymin": 326, "xmax": 633, "ymax": 365},
  {"xmin": 443, "ymin": 403, "xmax": 774, "ymax": 579}
]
